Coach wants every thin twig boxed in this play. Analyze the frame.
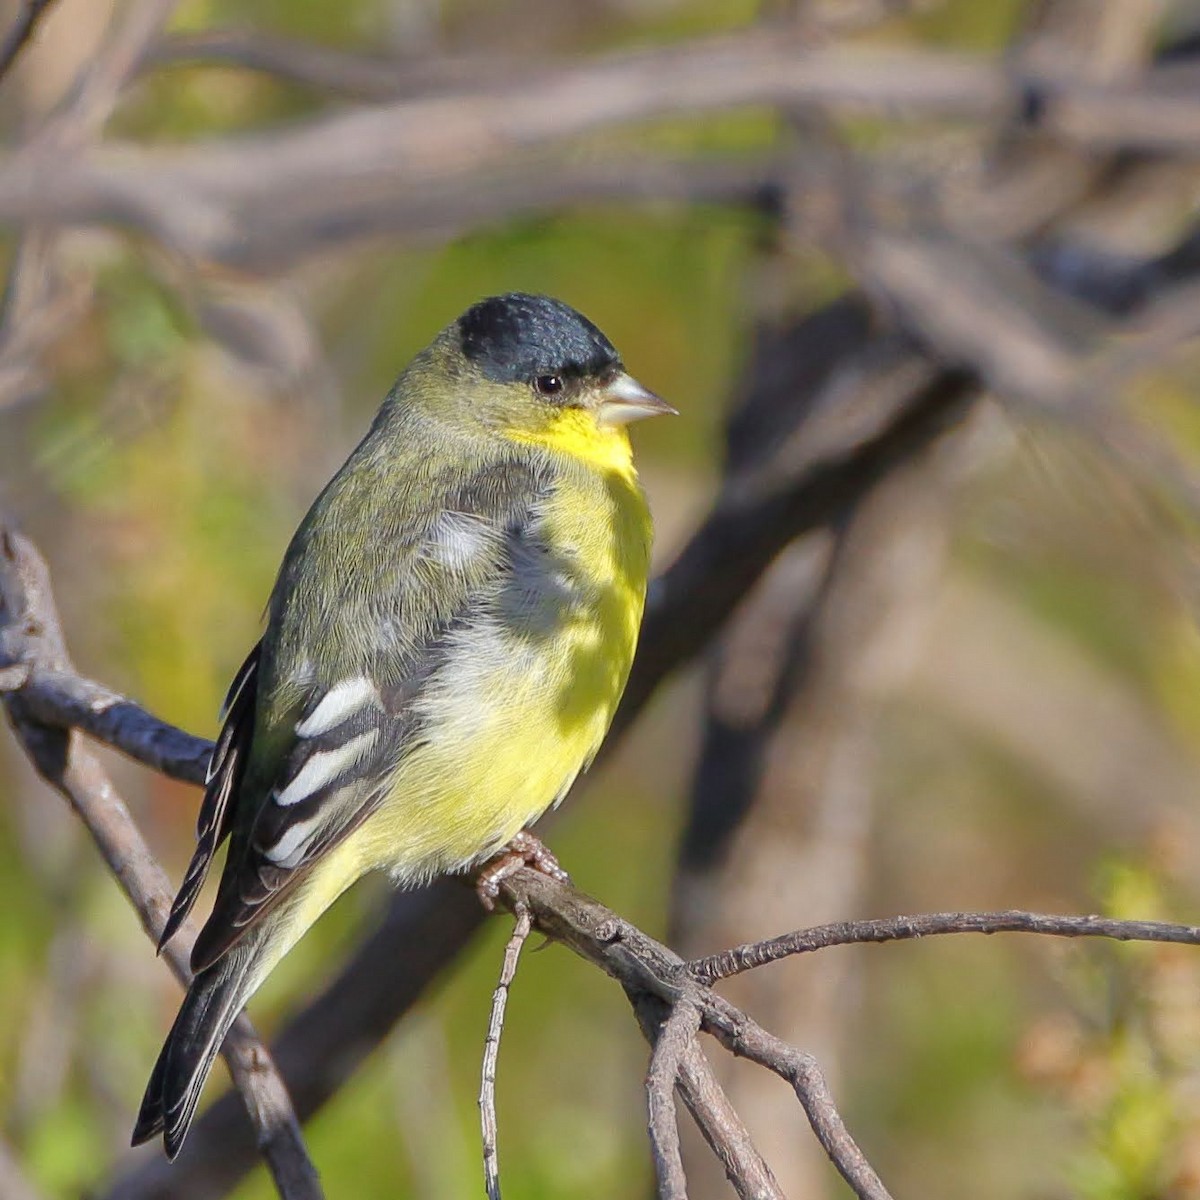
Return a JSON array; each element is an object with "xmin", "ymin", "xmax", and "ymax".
[
  {"xmin": 689, "ymin": 909, "xmax": 1200, "ymax": 984},
  {"xmin": 644, "ymin": 998, "xmax": 700, "ymax": 1200},
  {"xmin": 699, "ymin": 999, "xmax": 892, "ymax": 1200},
  {"xmin": 480, "ymin": 905, "xmax": 532, "ymax": 1200}
]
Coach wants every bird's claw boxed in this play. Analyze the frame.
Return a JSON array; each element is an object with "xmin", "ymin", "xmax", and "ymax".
[{"xmin": 475, "ymin": 831, "xmax": 569, "ymax": 913}]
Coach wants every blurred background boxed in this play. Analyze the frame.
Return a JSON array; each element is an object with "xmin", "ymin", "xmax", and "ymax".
[{"xmin": 4, "ymin": 0, "xmax": 1200, "ymax": 1197}]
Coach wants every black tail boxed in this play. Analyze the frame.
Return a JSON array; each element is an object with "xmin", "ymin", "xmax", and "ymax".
[{"xmin": 131, "ymin": 955, "xmax": 254, "ymax": 1159}]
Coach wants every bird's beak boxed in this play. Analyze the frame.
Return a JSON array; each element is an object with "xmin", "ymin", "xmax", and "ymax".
[{"xmin": 597, "ymin": 373, "xmax": 678, "ymax": 427}]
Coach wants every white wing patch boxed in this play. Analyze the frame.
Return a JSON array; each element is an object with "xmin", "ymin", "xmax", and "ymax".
[
  {"xmin": 425, "ymin": 511, "xmax": 493, "ymax": 571},
  {"xmin": 274, "ymin": 729, "xmax": 379, "ymax": 807},
  {"xmin": 262, "ymin": 812, "xmax": 325, "ymax": 867},
  {"xmin": 296, "ymin": 677, "xmax": 378, "ymax": 738}
]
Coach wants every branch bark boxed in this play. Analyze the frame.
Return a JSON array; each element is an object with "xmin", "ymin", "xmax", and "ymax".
[{"xmin": 492, "ymin": 869, "xmax": 1200, "ymax": 1200}]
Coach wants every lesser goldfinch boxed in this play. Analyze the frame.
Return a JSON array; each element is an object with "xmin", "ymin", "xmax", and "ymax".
[{"xmin": 132, "ymin": 293, "xmax": 672, "ymax": 1157}]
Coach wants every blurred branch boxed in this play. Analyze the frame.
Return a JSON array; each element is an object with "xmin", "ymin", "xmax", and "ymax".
[
  {"xmin": 3, "ymin": 33, "xmax": 1200, "ymax": 264},
  {"xmin": 0, "ymin": 527, "xmax": 322, "ymax": 1200},
  {"xmin": 0, "ymin": 0, "xmax": 58, "ymax": 84},
  {"xmin": 858, "ymin": 224, "xmax": 1200, "ymax": 518},
  {"xmin": 36, "ymin": 0, "xmax": 181, "ymax": 145},
  {"xmin": 0, "ymin": 0, "xmax": 181, "ymax": 406}
]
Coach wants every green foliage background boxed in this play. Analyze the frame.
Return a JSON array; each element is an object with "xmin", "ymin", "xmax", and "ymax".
[{"xmin": 4, "ymin": 1, "xmax": 1200, "ymax": 1198}]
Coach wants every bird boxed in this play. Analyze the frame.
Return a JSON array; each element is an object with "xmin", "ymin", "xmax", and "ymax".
[{"xmin": 131, "ymin": 292, "xmax": 674, "ymax": 1159}]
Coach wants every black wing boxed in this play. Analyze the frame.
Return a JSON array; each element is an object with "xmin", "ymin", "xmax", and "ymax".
[{"xmin": 157, "ymin": 643, "xmax": 260, "ymax": 952}]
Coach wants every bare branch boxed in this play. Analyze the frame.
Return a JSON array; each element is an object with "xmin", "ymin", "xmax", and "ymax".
[
  {"xmin": 502, "ymin": 869, "xmax": 890, "ymax": 1200},
  {"xmin": 480, "ymin": 906, "xmax": 532, "ymax": 1200},
  {"xmin": 0, "ymin": 527, "xmax": 322, "ymax": 1200},
  {"xmin": 38, "ymin": 0, "xmax": 181, "ymax": 145},
  {"xmin": 690, "ymin": 909, "xmax": 1200, "ymax": 984},
  {"xmin": 628, "ymin": 989, "xmax": 784, "ymax": 1200},
  {"xmin": 644, "ymin": 999, "xmax": 700, "ymax": 1200},
  {"xmin": 716, "ymin": 1024, "xmax": 891, "ymax": 1200},
  {"xmin": 673, "ymin": 1041, "xmax": 784, "ymax": 1200}
]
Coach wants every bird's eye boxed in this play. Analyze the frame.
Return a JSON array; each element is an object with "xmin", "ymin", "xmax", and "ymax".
[{"xmin": 533, "ymin": 375, "xmax": 564, "ymax": 397}]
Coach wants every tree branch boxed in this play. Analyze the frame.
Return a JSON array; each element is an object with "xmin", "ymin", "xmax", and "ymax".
[
  {"xmin": 643, "ymin": 998, "xmax": 699, "ymax": 1200},
  {"xmin": 493, "ymin": 868, "xmax": 1200, "ymax": 1200},
  {"xmin": 1, "ymin": 33, "xmax": 1198, "ymax": 264},
  {"xmin": 503, "ymin": 868, "xmax": 891, "ymax": 1199},
  {"xmin": 0, "ymin": 527, "xmax": 322, "ymax": 1200},
  {"xmin": 690, "ymin": 909, "xmax": 1200, "ymax": 983},
  {"xmin": 629, "ymin": 993, "xmax": 784, "ymax": 1200}
]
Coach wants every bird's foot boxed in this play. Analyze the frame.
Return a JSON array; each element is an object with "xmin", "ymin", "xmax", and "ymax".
[{"xmin": 475, "ymin": 830, "xmax": 570, "ymax": 912}]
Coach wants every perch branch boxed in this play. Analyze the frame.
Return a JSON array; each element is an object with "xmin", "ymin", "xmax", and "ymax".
[
  {"xmin": 499, "ymin": 868, "xmax": 891, "ymax": 1200},
  {"xmin": 493, "ymin": 870, "xmax": 1200, "ymax": 1200}
]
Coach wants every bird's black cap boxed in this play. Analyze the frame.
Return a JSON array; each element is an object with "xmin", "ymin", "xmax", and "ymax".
[{"xmin": 458, "ymin": 293, "xmax": 620, "ymax": 384}]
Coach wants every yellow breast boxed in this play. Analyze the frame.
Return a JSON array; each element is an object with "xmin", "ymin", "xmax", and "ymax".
[{"xmin": 351, "ymin": 415, "xmax": 652, "ymax": 881}]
